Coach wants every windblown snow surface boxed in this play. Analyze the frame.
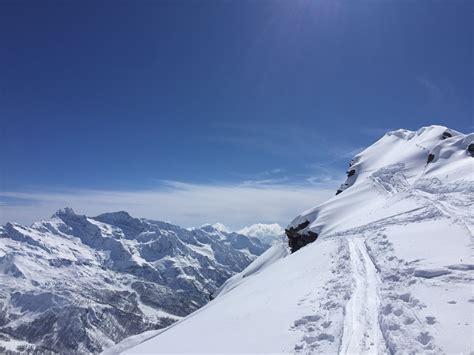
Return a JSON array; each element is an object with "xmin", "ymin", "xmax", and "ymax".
[{"xmin": 112, "ymin": 125, "xmax": 474, "ymax": 354}]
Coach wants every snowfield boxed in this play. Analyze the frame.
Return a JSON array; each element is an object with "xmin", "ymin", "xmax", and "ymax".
[{"xmin": 118, "ymin": 125, "xmax": 473, "ymax": 354}]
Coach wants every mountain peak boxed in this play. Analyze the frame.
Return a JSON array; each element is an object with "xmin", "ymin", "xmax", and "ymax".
[
  {"xmin": 96, "ymin": 211, "xmax": 132, "ymax": 219},
  {"xmin": 52, "ymin": 207, "xmax": 76, "ymax": 218},
  {"xmin": 385, "ymin": 125, "xmax": 462, "ymax": 141},
  {"xmin": 211, "ymin": 223, "xmax": 231, "ymax": 233},
  {"xmin": 93, "ymin": 211, "xmax": 138, "ymax": 225}
]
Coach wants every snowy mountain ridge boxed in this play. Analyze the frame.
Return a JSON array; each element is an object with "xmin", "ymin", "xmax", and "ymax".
[
  {"xmin": 237, "ymin": 223, "xmax": 285, "ymax": 246},
  {"xmin": 0, "ymin": 209, "xmax": 269, "ymax": 353},
  {"xmin": 119, "ymin": 125, "xmax": 474, "ymax": 354}
]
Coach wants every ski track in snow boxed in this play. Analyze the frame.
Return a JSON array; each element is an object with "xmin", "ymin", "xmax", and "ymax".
[
  {"xmin": 340, "ymin": 237, "xmax": 386, "ymax": 355},
  {"xmin": 291, "ymin": 239, "xmax": 351, "ymax": 354},
  {"xmin": 292, "ymin": 168, "xmax": 472, "ymax": 354}
]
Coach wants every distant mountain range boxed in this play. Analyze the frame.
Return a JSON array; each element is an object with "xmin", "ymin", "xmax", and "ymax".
[{"xmin": 0, "ymin": 208, "xmax": 271, "ymax": 353}]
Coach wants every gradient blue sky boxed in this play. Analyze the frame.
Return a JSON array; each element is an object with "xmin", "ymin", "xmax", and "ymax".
[{"xmin": 0, "ymin": 0, "xmax": 472, "ymax": 227}]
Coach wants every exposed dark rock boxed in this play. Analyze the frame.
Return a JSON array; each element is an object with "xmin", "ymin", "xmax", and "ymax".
[
  {"xmin": 285, "ymin": 221, "xmax": 318, "ymax": 253},
  {"xmin": 292, "ymin": 221, "xmax": 310, "ymax": 231},
  {"xmin": 336, "ymin": 181, "xmax": 350, "ymax": 195},
  {"xmin": 441, "ymin": 131, "xmax": 453, "ymax": 139},
  {"xmin": 346, "ymin": 169, "xmax": 356, "ymax": 177},
  {"xmin": 427, "ymin": 153, "xmax": 435, "ymax": 164},
  {"xmin": 468, "ymin": 143, "xmax": 474, "ymax": 156}
]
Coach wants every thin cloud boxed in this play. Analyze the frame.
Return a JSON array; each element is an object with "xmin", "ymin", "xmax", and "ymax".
[
  {"xmin": 0, "ymin": 181, "xmax": 335, "ymax": 230},
  {"xmin": 210, "ymin": 120, "xmax": 362, "ymax": 161},
  {"xmin": 417, "ymin": 77, "xmax": 444, "ymax": 101},
  {"xmin": 228, "ymin": 168, "xmax": 285, "ymax": 181},
  {"xmin": 306, "ymin": 175, "xmax": 340, "ymax": 186},
  {"xmin": 240, "ymin": 177, "xmax": 289, "ymax": 186}
]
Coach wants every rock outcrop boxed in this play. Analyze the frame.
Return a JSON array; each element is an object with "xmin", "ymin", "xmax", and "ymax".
[{"xmin": 285, "ymin": 221, "xmax": 318, "ymax": 253}]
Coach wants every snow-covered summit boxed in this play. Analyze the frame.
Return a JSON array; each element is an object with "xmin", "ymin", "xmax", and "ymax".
[
  {"xmin": 238, "ymin": 223, "xmax": 284, "ymax": 245},
  {"xmin": 51, "ymin": 206, "xmax": 76, "ymax": 218},
  {"xmin": 291, "ymin": 125, "xmax": 473, "ymax": 236},
  {"xmin": 122, "ymin": 125, "xmax": 473, "ymax": 354}
]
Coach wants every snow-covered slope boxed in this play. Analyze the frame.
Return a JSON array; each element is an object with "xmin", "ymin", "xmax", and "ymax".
[
  {"xmin": 122, "ymin": 125, "xmax": 474, "ymax": 354},
  {"xmin": 0, "ymin": 209, "xmax": 268, "ymax": 353}
]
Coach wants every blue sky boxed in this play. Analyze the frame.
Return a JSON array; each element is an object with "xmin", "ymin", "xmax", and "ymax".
[{"xmin": 0, "ymin": 0, "xmax": 472, "ymax": 227}]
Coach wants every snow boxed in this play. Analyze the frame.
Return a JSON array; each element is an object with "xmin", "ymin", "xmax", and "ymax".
[
  {"xmin": 340, "ymin": 238, "xmax": 384, "ymax": 354},
  {"xmin": 102, "ymin": 329, "xmax": 165, "ymax": 355},
  {"xmin": 124, "ymin": 238, "xmax": 343, "ymax": 354},
  {"xmin": 0, "ymin": 210, "xmax": 268, "ymax": 353},
  {"xmin": 0, "ymin": 338, "xmax": 35, "ymax": 352},
  {"xmin": 238, "ymin": 223, "xmax": 284, "ymax": 245},
  {"xmin": 122, "ymin": 125, "xmax": 474, "ymax": 354},
  {"xmin": 210, "ymin": 222, "xmax": 231, "ymax": 233},
  {"xmin": 213, "ymin": 238, "xmax": 290, "ymax": 298}
]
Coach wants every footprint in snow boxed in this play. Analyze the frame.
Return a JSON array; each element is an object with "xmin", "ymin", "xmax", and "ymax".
[
  {"xmin": 321, "ymin": 321, "xmax": 332, "ymax": 328},
  {"xmin": 315, "ymin": 333, "xmax": 334, "ymax": 342},
  {"xmin": 413, "ymin": 268, "xmax": 452, "ymax": 279},
  {"xmin": 393, "ymin": 308, "xmax": 403, "ymax": 316},
  {"xmin": 416, "ymin": 332, "xmax": 433, "ymax": 346},
  {"xmin": 399, "ymin": 292, "xmax": 411, "ymax": 302}
]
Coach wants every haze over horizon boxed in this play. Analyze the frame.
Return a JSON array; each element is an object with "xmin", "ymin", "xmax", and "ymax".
[{"xmin": 1, "ymin": 0, "xmax": 472, "ymax": 227}]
